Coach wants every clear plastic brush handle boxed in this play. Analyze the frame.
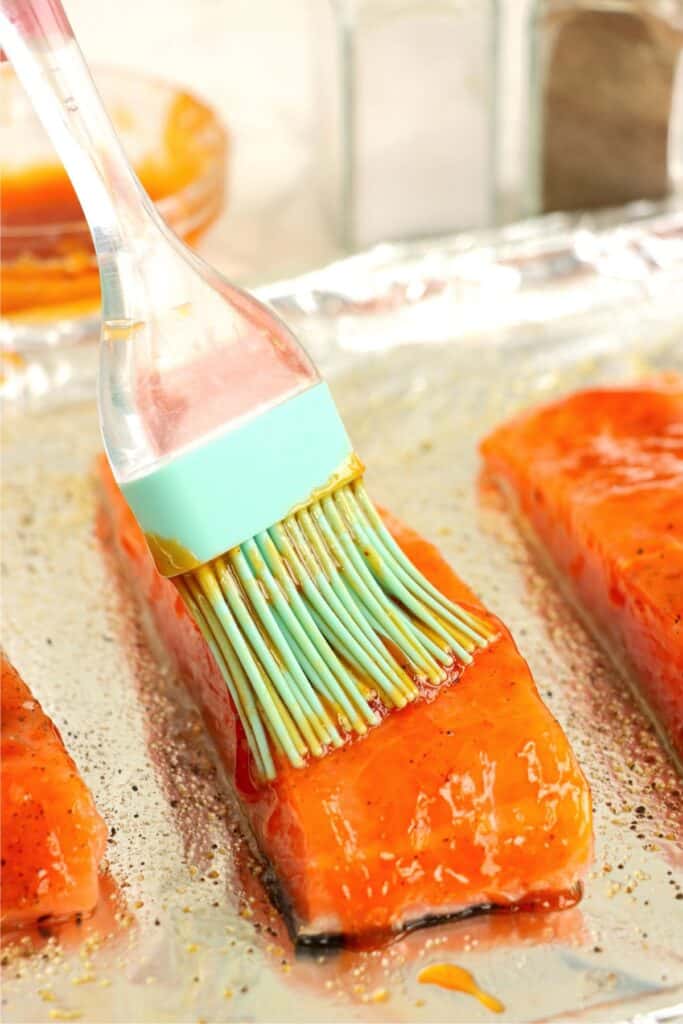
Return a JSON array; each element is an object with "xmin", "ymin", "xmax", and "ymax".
[{"xmin": 0, "ymin": 0, "xmax": 319, "ymax": 482}]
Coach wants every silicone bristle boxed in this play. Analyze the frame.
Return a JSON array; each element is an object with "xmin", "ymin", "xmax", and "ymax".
[{"xmin": 176, "ymin": 480, "xmax": 494, "ymax": 780}]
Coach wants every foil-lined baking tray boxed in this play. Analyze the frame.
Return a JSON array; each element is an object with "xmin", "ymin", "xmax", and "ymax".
[{"xmin": 2, "ymin": 206, "xmax": 683, "ymax": 1023}]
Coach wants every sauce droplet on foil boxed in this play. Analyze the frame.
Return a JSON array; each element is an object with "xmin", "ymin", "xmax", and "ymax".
[{"xmin": 418, "ymin": 963, "xmax": 504, "ymax": 1014}]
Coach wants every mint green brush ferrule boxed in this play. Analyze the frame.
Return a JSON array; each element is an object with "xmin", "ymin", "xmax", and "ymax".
[
  {"xmin": 5, "ymin": 0, "xmax": 495, "ymax": 782},
  {"xmin": 121, "ymin": 382, "xmax": 353, "ymax": 576}
]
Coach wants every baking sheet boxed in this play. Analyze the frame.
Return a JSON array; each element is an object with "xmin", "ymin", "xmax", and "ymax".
[{"xmin": 2, "ymin": 212, "xmax": 683, "ymax": 1023}]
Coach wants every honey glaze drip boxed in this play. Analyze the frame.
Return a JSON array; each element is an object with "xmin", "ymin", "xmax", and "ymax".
[
  {"xmin": 145, "ymin": 532, "xmax": 202, "ymax": 576},
  {"xmin": 418, "ymin": 963, "xmax": 505, "ymax": 1014},
  {"xmin": 286, "ymin": 452, "xmax": 365, "ymax": 515}
]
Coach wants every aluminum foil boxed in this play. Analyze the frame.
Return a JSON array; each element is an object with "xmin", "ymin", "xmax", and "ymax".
[{"xmin": 2, "ymin": 211, "xmax": 683, "ymax": 1023}]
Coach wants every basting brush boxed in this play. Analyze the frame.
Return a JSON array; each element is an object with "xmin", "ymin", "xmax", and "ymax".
[{"xmin": 3, "ymin": 0, "xmax": 496, "ymax": 780}]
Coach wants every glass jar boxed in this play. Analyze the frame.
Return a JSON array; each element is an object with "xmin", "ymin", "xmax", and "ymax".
[
  {"xmin": 313, "ymin": 0, "xmax": 500, "ymax": 250},
  {"xmin": 528, "ymin": 0, "xmax": 683, "ymax": 215}
]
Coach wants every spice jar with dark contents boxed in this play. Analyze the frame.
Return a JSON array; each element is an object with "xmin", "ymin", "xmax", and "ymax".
[{"xmin": 528, "ymin": 0, "xmax": 683, "ymax": 214}]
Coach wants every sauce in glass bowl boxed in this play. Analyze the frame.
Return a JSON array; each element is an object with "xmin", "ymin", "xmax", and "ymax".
[{"xmin": 1, "ymin": 65, "xmax": 228, "ymax": 333}]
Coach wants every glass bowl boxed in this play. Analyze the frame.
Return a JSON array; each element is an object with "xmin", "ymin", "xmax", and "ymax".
[{"xmin": 1, "ymin": 65, "xmax": 228, "ymax": 351}]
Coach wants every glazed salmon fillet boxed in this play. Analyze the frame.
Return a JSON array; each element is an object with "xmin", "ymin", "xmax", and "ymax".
[
  {"xmin": 1, "ymin": 655, "xmax": 107, "ymax": 928},
  {"xmin": 98, "ymin": 457, "xmax": 592, "ymax": 945},
  {"xmin": 481, "ymin": 376, "xmax": 683, "ymax": 762}
]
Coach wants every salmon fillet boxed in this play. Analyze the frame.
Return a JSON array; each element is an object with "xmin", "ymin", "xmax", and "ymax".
[
  {"xmin": 481, "ymin": 375, "xmax": 683, "ymax": 762},
  {"xmin": 1, "ymin": 656, "xmax": 107, "ymax": 928},
  {"xmin": 97, "ymin": 456, "xmax": 592, "ymax": 945}
]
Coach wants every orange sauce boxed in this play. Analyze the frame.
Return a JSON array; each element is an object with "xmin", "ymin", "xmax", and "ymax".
[
  {"xmin": 1, "ymin": 90, "xmax": 227, "ymax": 318},
  {"xmin": 418, "ymin": 963, "xmax": 505, "ymax": 1014}
]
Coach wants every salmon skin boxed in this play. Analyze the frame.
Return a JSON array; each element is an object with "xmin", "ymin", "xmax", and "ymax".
[
  {"xmin": 481, "ymin": 375, "xmax": 683, "ymax": 764},
  {"xmin": 98, "ymin": 456, "xmax": 592, "ymax": 947},
  {"xmin": 1, "ymin": 655, "xmax": 107, "ymax": 929}
]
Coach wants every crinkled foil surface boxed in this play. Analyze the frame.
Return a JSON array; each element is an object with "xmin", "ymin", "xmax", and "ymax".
[{"xmin": 2, "ymin": 208, "xmax": 683, "ymax": 1023}]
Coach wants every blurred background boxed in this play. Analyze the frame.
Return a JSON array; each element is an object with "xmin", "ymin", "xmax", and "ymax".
[{"xmin": 1, "ymin": 0, "xmax": 682, "ymax": 338}]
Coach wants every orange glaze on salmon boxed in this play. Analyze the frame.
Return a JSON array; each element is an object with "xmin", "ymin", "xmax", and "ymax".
[
  {"xmin": 97, "ymin": 456, "xmax": 592, "ymax": 945},
  {"xmin": 481, "ymin": 375, "xmax": 683, "ymax": 762},
  {"xmin": 1, "ymin": 656, "xmax": 107, "ymax": 929}
]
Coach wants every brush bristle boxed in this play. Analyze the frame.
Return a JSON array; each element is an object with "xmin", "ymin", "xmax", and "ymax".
[{"xmin": 175, "ymin": 480, "xmax": 495, "ymax": 780}]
